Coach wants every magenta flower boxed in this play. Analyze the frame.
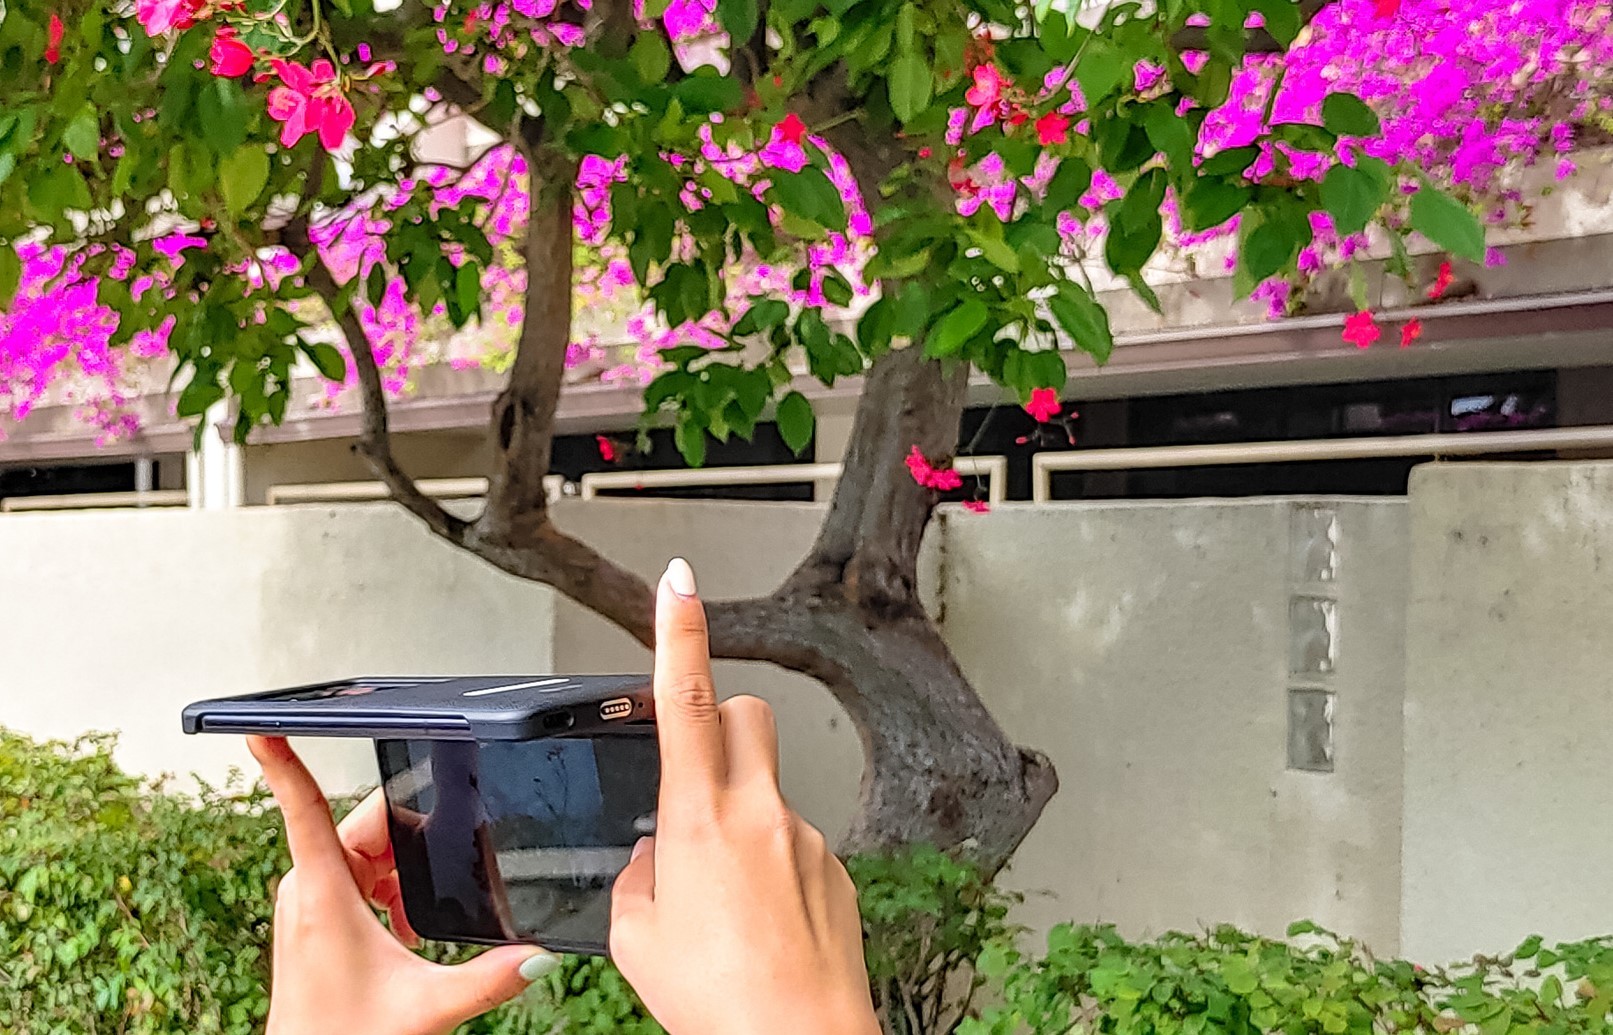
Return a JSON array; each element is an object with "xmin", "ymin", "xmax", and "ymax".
[
  {"xmin": 267, "ymin": 59, "xmax": 355, "ymax": 152},
  {"xmin": 134, "ymin": 0, "xmax": 202, "ymax": 36},
  {"xmin": 1342, "ymin": 310, "xmax": 1381, "ymax": 349},
  {"xmin": 965, "ymin": 64, "xmax": 1005, "ymax": 110},
  {"xmin": 1025, "ymin": 388, "xmax": 1061, "ymax": 423}
]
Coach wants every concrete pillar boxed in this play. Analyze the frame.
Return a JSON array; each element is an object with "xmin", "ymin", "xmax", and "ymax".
[{"xmin": 187, "ymin": 405, "xmax": 244, "ymax": 510}]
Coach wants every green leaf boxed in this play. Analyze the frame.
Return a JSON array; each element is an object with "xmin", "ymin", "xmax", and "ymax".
[
  {"xmin": 1075, "ymin": 42, "xmax": 1127, "ymax": 104},
  {"xmin": 629, "ymin": 33, "xmax": 672, "ymax": 84},
  {"xmin": 1199, "ymin": 146, "xmax": 1261, "ymax": 178},
  {"xmin": 716, "ymin": 0, "xmax": 758, "ymax": 42},
  {"xmin": 456, "ymin": 261, "xmax": 482, "ymax": 321},
  {"xmin": 0, "ymin": 247, "xmax": 20, "ymax": 308},
  {"xmin": 0, "ymin": 152, "xmax": 16, "ymax": 189},
  {"xmin": 889, "ymin": 53, "xmax": 933, "ymax": 124},
  {"xmin": 1321, "ymin": 92, "xmax": 1382, "ymax": 138},
  {"xmin": 969, "ymin": 230, "xmax": 1021, "ymax": 272},
  {"xmin": 675, "ymin": 415, "xmax": 707, "ymax": 467},
  {"xmin": 927, "ymin": 298, "xmax": 990, "ymax": 357},
  {"xmin": 1320, "ymin": 163, "xmax": 1386, "ymax": 235},
  {"xmin": 300, "ymin": 342, "xmax": 347, "ymax": 381},
  {"xmin": 1144, "ymin": 103, "xmax": 1196, "ymax": 170},
  {"xmin": 770, "ymin": 167, "xmax": 846, "ymax": 230},
  {"xmin": 675, "ymin": 72, "xmax": 746, "ymax": 113},
  {"xmin": 1049, "ymin": 281, "xmax": 1114, "ymax": 362},
  {"xmin": 733, "ymin": 299, "xmax": 790, "ymax": 336},
  {"xmin": 63, "ymin": 108, "xmax": 99, "ymax": 162},
  {"xmin": 1409, "ymin": 186, "xmax": 1486, "ymax": 262},
  {"xmin": 219, "ymin": 147, "xmax": 270, "ymax": 217},
  {"xmin": 1182, "ymin": 178, "xmax": 1252, "ymax": 232},
  {"xmin": 1044, "ymin": 157, "xmax": 1093, "ymax": 211},
  {"xmin": 1270, "ymin": 123, "xmax": 1338, "ymax": 154},
  {"xmin": 776, "ymin": 391, "xmax": 814, "ymax": 453},
  {"xmin": 1238, "ymin": 208, "xmax": 1309, "ymax": 287}
]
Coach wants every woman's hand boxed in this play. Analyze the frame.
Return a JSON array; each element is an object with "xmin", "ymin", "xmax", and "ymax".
[
  {"xmin": 609, "ymin": 559, "xmax": 881, "ymax": 1035},
  {"xmin": 247, "ymin": 736, "xmax": 558, "ymax": 1035}
]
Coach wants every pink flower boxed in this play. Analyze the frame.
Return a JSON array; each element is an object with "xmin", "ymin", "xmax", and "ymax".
[
  {"xmin": 596, "ymin": 435, "xmax": 618, "ymax": 463},
  {"xmin": 45, "ymin": 13, "xmax": 64, "ymax": 64},
  {"xmin": 774, "ymin": 113, "xmax": 807, "ymax": 145},
  {"xmin": 965, "ymin": 64, "xmax": 1005, "ymax": 110},
  {"xmin": 267, "ymin": 59, "xmax": 355, "ymax": 152},
  {"xmin": 1374, "ymin": 0, "xmax": 1400, "ymax": 17},
  {"xmin": 963, "ymin": 500, "xmax": 991, "ymax": 514},
  {"xmin": 135, "ymin": 0, "xmax": 202, "ymax": 36},
  {"xmin": 1343, "ymin": 310, "xmax": 1381, "ymax": 349},
  {"xmin": 905, "ymin": 446, "xmax": 964, "ymax": 492},
  {"xmin": 1025, "ymin": 387, "xmax": 1061, "ymax": 423},
  {"xmin": 1035, "ymin": 112, "xmax": 1070, "ymax": 147},
  {"xmin": 209, "ymin": 26, "xmax": 254, "ymax": 78},
  {"xmin": 1400, "ymin": 319, "xmax": 1423, "ymax": 348},
  {"xmin": 1428, "ymin": 260, "xmax": 1454, "ymax": 300}
]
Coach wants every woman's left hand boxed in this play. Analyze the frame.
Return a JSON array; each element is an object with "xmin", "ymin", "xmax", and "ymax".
[{"xmin": 247, "ymin": 735, "xmax": 558, "ymax": 1035}]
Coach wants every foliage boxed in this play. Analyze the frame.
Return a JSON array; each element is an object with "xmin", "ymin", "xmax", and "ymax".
[
  {"xmin": 0, "ymin": 0, "xmax": 1512, "ymax": 454},
  {"xmin": 8, "ymin": 731, "xmax": 1613, "ymax": 1035},
  {"xmin": 963, "ymin": 922, "xmax": 1613, "ymax": 1035},
  {"xmin": 852, "ymin": 844, "xmax": 1024, "ymax": 1035},
  {"xmin": 0, "ymin": 730, "xmax": 557, "ymax": 1034}
]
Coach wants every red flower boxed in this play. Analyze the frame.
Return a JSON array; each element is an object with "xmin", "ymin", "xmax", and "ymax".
[
  {"xmin": 1342, "ymin": 310, "xmax": 1381, "ymax": 349},
  {"xmin": 965, "ymin": 64, "xmax": 1005, "ymax": 110},
  {"xmin": 267, "ymin": 59, "xmax": 355, "ymax": 152},
  {"xmin": 905, "ymin": 446, "xmax": 963, "ymax": 492},
  {"xmin": 1374, "ymin": 0, "xmax": 1400, "ymax": 16},
  {"xmin": 1400, "ymin": 319, "xmax": 1423, "ymax": 348},
  {"xmin": 963, "ymin": 500, "xmax": 991, "ymax": 514},
  {"xmin": 774, "ymin": 112, "xmax": 807, "ymax": 145},
  {"xmin": 1428, "ymin": 260, "xmax": 1454, "ymax": 300},
  {"xmin": 45, "ymin": 13, "xmax": 64, "ymax": 64},
  {"xmin": 918, "ymin": 146, "xmax": 933, "ymax": 159},
  {"xmin": 1025, "ymin": 388, "xmax": 1061, "ymax": 423},
  {"xmin": 209, "ymin": 26, "xmax": 254, "ymax": 77},
  {"xmin": 1035, "ymin": 111, "xmax": 1070, "ymax": 147},
  {"xmin": 596, "ymin": 435, "xmax": 618, "ymax": 463}
]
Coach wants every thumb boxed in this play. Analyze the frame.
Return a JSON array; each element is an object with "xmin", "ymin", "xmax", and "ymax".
[{"xmin": 421, "ymin": 946, "xmax": 561, "ymax": 1028}]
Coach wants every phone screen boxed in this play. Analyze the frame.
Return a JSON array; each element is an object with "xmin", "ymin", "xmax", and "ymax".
[{"xmin": 376, "ymin": 732, "xmax": 659, "ymax": 952}]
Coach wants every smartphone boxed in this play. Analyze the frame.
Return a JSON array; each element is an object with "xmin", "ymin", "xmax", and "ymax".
[{"xmin": 182, "ymin": 675, "xmax": 658, "ymax": 954}]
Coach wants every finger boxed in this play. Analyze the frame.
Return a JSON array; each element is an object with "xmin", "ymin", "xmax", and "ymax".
[
  {"xmin": 719, "ymin": 695, "xmax": 780, "ymax": 791},
  {"xmin": 371, "ymin": 872, "xmax": 422, "ymax": 948},
  {"xmin": 337, "ymin": 790, "xmax": 395, "ymax": 899},
  {"xmin": 247, "ymin": 736, "xmax": 350, "ymax": 878},
  {"xmin": 420, "ymin": 946, "xmax": 561, "ymax": 1030},
  {"xmin": 653, "ymin": 558, "xmax": 726, "ymax": 808},
  {"xmin": 337, "ymin": 789, "xmax": 393, "ymax": 863},
  {"xmin": 610, "ymin": 838, "xmax": 656, "ymax": 958}
]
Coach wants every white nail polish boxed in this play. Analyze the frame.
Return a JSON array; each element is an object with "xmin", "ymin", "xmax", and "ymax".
[{"xmin": 665, "ymin": 557, "xmax": 697, "ymax": 598}]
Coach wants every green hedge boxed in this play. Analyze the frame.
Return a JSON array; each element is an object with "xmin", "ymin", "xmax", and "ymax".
[{"xmin": 4, "ymin": 731, "xmax": 1612, "ymax": 1035}]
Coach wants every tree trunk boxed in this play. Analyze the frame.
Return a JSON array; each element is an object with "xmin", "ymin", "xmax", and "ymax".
[{"xmin": 701, "ymin": 347, "xmax": 1059, "ymax": 868}]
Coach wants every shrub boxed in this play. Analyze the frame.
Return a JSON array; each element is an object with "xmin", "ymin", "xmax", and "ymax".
[
  {"xmin": 963, "ymin": 923, "xmax": 1613, "ymax": 1035},
  {"xmin": 6, "ymin": 731, "xmax": 1613, "ymax": 1035}
]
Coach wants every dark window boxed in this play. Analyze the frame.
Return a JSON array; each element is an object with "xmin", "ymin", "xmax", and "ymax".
[
  {"xmin": 0, "ymin": 461, "xmax": 141, "ymax": 503},
  {"xmin": 551, "ymin": 422, "xmax": 815, "ymax": 502},
  {"xmin": 964, "ymin": 371, "xmax": 1557, "ymax": 501}
]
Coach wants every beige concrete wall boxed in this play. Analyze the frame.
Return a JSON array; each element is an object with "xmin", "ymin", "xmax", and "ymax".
[
  {"xmin": 0, "ymin": 505, "xmax": 553, "ymax": 793},
  {"xmin": 241, "ymin": 431, "xmax": 495, "ymax": 505},
  {"xmin": 546, "ymin": 499, "xmax": 866, "ymax": 843},
  {"xmin": 1403, "ymin": 463, "xmax": 1613, "ymax": 962},
  {"xmin": 934, "ymin": 500, "xmax": 1408, "ymax": 952}
]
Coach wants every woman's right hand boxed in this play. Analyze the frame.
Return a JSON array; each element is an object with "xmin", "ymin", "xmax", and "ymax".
[{"xmin": 609, "ymin": 559, "xmax": 880, "ymax": 1035}]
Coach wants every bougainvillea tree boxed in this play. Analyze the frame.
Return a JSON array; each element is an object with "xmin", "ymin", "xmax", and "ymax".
[{"xmin": 0, "ymin": 0, "xmax": 1513, "ymax": 860}]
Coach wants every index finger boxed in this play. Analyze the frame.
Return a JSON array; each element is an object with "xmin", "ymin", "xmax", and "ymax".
[
  {"xmin": 653, "ymin": 558, "xmax": 727, "ymax": 810},
  {"xmin": 247, "ymin": 735, "xmax": 350, "ymax": 878}
]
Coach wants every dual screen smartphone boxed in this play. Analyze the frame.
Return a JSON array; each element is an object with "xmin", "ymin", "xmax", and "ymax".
[{"xmin": 182, "ymin": 675, "xmax": 660, "ymax": 955}]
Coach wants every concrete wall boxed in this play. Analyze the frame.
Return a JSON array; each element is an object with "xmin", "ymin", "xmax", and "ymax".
[
  {"xmin": 934, "ymin": 501, "xmax": 1408, "ymax": 952},
  {"xmin": 240, "ymin": 431, "xmax": 495, "ymax": 505},
  {"xmin": 10, "ymin": 476, "xmax": 1613, "ymax": 963},
  {"xmin": 1402, "ymin": 463, "xmax": 1613, "ymax": 962},
  {"xmin": 0, "ymin": 505, "xmax": 553, "ymax": 791}
]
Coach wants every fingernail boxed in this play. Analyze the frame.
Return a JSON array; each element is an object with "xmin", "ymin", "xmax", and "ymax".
[
  {"xmin": 664, "ymin": 557, "xmax": 698, "ymax": 598},
  {"xmin": 630, "ymin": 836, "xmax": 653, "ymax": 862},
  {"xmin": 519, "ymin": 951, "xmax": 560, "ymax": 983}
]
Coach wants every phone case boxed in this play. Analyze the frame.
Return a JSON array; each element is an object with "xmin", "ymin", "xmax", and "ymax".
[{"xmin": 181, "ymin": 674, "xmax": 655, "ymax": 741}]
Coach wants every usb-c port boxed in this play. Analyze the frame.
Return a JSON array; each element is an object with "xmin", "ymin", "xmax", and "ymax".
[{"xmin": 600, "ymin": 698, "xmax": 633, "ymax": 721}]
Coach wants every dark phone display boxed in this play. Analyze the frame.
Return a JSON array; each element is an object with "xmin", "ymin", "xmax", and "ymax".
[{"xmin": 376, "ymin": 733, "xmax": 659, "ymax": 951}]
